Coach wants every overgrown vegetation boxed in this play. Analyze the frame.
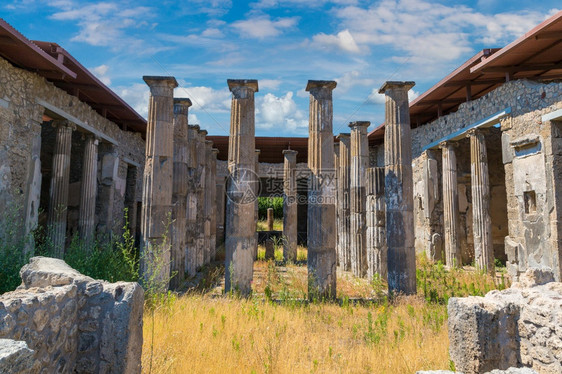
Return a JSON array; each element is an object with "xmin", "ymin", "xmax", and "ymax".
[{"xmin": 258, "ymin": 197, "xmax": 283, "ymax": 219}]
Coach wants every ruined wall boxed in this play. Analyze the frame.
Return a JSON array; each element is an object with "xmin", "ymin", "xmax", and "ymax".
[
  {"xmin": 0, "ymin": 56, "xmax": 145, "ymax": 240},
  {"xmin": 411, "ymin": 80, "xmax": 562, "ymax": 277},
  {"xmin": 448, "ymin": 268, "xmax": 562, "ymax": 374},
  {"xmin": 0, "ymin": 257, "xmax": 143, "ymax": 373}
]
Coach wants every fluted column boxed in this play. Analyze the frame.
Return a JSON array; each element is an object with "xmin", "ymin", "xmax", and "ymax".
[
  {"xmin": 253, "ymin": 149, "xmax": 260, "ymax": 260},
  {"xmin": 468, "ymin": 129, "xmax": 494, "ymax": 275},
  {"xmin": 333, "ymin": 143, "xmax": 340, "ymax": 266},
  {"xmin": 349, "ymin": 121, "xmax": 369, "ymax": 278},
  {"xmin": 366, "ymin": 167, "xmax": 386, "ymax": 280},
  {"xmin": 210, "ymin": 148, "xmax": 219, "ymax": 260},
  {"xmin": 225, "ymin": 79, "xmax": 259, "ymax": 296},
  {"xmin": 440, "ymin": 141, "xmax": 461, "ymax": 268},
  {"xmin": 204, "ymin": 139, "xmax": 213, "ymax": 265},
  {"xmin": 283, "ymin": 149, "xmax": 298, "ymax": 262},
  {"xmin": 216, "ymin": 171, "xmax": 226, "ymax": 248},
  {"xmin": 306, "ymin": 80, "xmax": 337, "ymax": 300},
  {"xmin": 186, "ymin": 124, "xmax": 200, "ymax": 276},
  {"xmin": 78, "ymin": 134, "xmax": 99, "ymax": 246},
  {"xmin": 336, "ymin": 133, "xmax": 351, "ymax": 271},
  {"xmin": 170, "ymin": 98, "xmax": 191, "ymax": 288},
  {"xmin": 195, "ymin": 129, "xmax": 207, "ymax": 269},
  {"xmin": 379, "ymin": 80, "xmax": 416, "ymax": 295},
  {"xmin": 140, "ymin": 75, "xmax": 178, "ymax": 291},
  {"xmin": 47, "ymin": 119, "xmax": 74, "ymax": 257}
]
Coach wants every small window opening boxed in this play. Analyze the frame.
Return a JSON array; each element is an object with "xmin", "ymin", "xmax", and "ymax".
[{"xmin": 524, "ymin": 190, "xmax": 536, "ymax": 214}]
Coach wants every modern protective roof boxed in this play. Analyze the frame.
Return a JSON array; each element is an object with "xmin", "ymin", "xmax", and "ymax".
[{"xmin": 0, "ymin": 18, "xmax": 146, "ymax": 135}]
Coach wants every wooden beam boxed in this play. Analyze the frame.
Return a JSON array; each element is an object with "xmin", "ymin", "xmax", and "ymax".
[
  {"xmin": 535, "ymin": 31, "xmax": 562, "ymax": 40},
  {"xmin": 480, "ymin": 62, "xmax": 562, "ymax": 74},
  {"xmin": 443, "ymin": 78, "xmax": 505, "ymax": 87}
]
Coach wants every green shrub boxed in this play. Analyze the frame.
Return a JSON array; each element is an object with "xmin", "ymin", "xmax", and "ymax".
[{"xmin": 258, "ymin": 197, "xmax": 283, "ymax": 220}]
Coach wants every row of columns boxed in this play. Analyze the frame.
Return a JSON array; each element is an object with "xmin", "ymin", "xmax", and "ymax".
[{"xmin": 141, "ymin": 77, "xmax": 219, "ymax": 291}]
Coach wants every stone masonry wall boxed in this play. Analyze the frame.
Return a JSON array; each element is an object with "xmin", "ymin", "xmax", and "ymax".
[
  {"xmin": 448, "ymin": 268, "xmax": 562, "ymax": 374},
  {"xmin": 0, "ymin": 257, "xmax": 143, "ymax": 373},
  {"xmin": 0, "ymin": 56, "xmax": 145, "ymax": 238},
  {"xmin": 411, "ymin": 79, "xmax": 562, "ymax": 279}
]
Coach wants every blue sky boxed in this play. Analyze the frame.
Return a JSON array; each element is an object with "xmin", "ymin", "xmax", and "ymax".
[{"xmin": 2, "ymin": 0, "xmax": 560, "ymax": 136}]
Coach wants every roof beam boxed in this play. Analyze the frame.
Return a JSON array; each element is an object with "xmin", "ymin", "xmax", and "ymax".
[
  {"xmin": 443, "ymin": 78, "xmax": 506, "ymax": 87},
  {"xmin": 53, "ymin": 82, "xmax": 105, "ymax": 91},
  {"xmin": 477, "ymin": 62, "xmax": 562, "ymax": 74},
  {"xmin": 535, "ymin": 31, "xmax": 562, "ymax": 39}
]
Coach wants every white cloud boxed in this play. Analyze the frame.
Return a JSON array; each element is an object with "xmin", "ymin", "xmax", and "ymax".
[
  {"xmin": 116, "ymin": 83, "xmax": 150, "ymax": 117},
  {"xmin": 91, "ymin": 64, "xmax": 111, "ymax": 85},
  {"xmin": 188, "ymin": 113, "xmax": 200, "ymax": 125},
  {"xmin": 335, "ymin": 70, "xmax": 375, "ymax": 93},
  {"xmin": 251, "ymin": 0, "xmax": 358, "ymax": 9},
  {"xmin": 312, "ymin": 29, "xmax": 361, "ymax": 53},
  {"xmin": 256, "ymin": 92, "xmax": 308, "ymax": 134},
  {"xmin": 367, "ymin": 87, "xmax": 420, "ymax": 105},
  {"xmin": 259, "ymin": 79, "xmax": 282, "ymax": 90},
  {"xmin": 176, "ymin": 86, "xmax": 231, "ymax": 113},
  {"xmin": 232, "ymin": 16, "xmax": 298, "ymax": 39}
]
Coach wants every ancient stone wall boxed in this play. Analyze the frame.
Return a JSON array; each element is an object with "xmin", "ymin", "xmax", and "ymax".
[
  {"xmin": 448, "ymin": 268, "xmax": 562, "ymax": 374},
  {"xmin": 0, "ymin": 257, "xmax": 143, "ymax": 373},
  {"xmin": 0, "ymin": 56, "xmax": 145, "ymax": 241},
  {"xmin": 411, "ymin": 79, "xmax": 562, "ymax": 279}
]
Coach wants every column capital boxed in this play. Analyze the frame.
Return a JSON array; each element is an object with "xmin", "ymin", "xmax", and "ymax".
[
  {"xmin": 52, "ymin": 119, "xmax": 76, "ymax": 130},
  {"xmin": 305, "ymin": 80, "xmax": 337, "ymax": 92},
  {"xmin": 188, "ymin": 124, "xmax": 200, "ymax": 131},
  {"xmin": 336, "ymin": 132, "xmax": 350, "ymax": 140},
  {"xmin": 349, "ymin": 121, "xmax": 370, "ymax": 130},
  {"xmin": 205, "ymin": 140, "xmax": 213, "ymax": 147},
  {"xmin": 82, "ymin": 132, "xmax": 100, "ymax": 144},
  {"xmin": 333, "ymin": 142, "xmax": 340, "ymax": 151},
  {"xmin": 227, "ymin": 79, "xmax": 259, "ymax": 93},
  {"xmin": 198, "ymin": 129, "xmax": 208, "ymax": 136},
  {"xmin": 466, "ymin": 127, "xmax": 489, "ymax": 138},
  {"xmin": 174, "ymin": 98, "xmax": 192, "ymax": 115},
  {"xmin": 439, "ymin": 140, "xmax": 457, "ymax": 149},
  {"xmin": 282, "ymin": 149, "xmax": 298, "ymax": 158},
  {"xmin": 143, "ymin": 76, "xmax": 178, "ymax": 95},
  {"xmin": 255, "ymin": 149, "xmax": 261, "ymax": 155},
  {"xmin": 212, "ymin": 148, "xmax": 220, "ymax": 155},
  {"xmin": 378, "ymin": 81, "xmax": 415, "ymax": 94}
]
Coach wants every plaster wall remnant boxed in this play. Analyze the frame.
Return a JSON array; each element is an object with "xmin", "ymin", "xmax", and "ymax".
[
  {"xmin": 283, "ymin": 149, "xmax": 298, "ymax": 262},
  {"xmin": 380, "ymin": 80, "xmax": 417, "ymax": 295},
  {"xmin": 349, "ymin": 121, "xmax": 370, "ymax": 278},
  {"xmin": 468, "ymin": 128, "xmax": 494, "ymax": 275},
  {"xmin": 170, "ymin": 98, "xmax": 191, "ymax": 289},
  {"xmin": 140, "ymin": 76, "xmax": 177, "ymax": 291},
  {"xmin": 224, "ymin": 79, "xmax": 259, "ymax": 296},
  {"xmin": 440, "ymin": 141, "xmax": 461, "ymax": 268},
  {"xmin": 306, "ymin": 80, "xmax": 337, "ymax": 300},
  {"xmin": 366, "ymin": 167, "xmax": 386, "ymax": 280},
  {"xmin": 336, "ymin": 133, "xmax": 351, "ymax": 271},
  {"xmin": 47, "ymin": 119, "xmax": 74, "ymax": 257},
  {"xmin": 448, "ymin": 267, "xmax": 561, "ymax": 374},
  {"xmin": 0, "ymin": 257, "xmax": 143, "ymax": 374}
]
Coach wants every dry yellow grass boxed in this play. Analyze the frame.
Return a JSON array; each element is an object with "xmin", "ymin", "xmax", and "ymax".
[{"xmin": 142, "ymin": 295, "xmax": 449, "ymax": 374}]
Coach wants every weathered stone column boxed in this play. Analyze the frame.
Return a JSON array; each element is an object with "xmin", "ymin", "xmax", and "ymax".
[
  {"xmin": 333, "ymin": 142, "xmax": 340, "ymax": 266},
  {"xmin": 440, "ymin": 141, "xmax": 461, "ymax": 268},
  {"xmin": 47, "ymin": 119, "xmax": 74, "ymax": 257},
  {"xmin": 96, "ymin": 143, "xmax": 119, "ymax": 239},
  {"xmin": 267, "ymin": 208, "xmax": 274, "ymax": 231},
  {"xmin": 468, "ymin": 128, "xmax": 494, "ymax": 274},
  {"xmin": 24, "ymin": 120, "xmax": 42, "ymax": 254},
  {"xmin": 216, "ymin": 170, "xmax": 226, "ymax": 248},
  {"xmin": 306, "ymin": 80, "xmax": 337, "ymax": 300},
  {"xmin": 140, "ymin": 76, "xmax": 177, "ymax": 291},
  {"xmin": 283, "ymin": 149, "xmax": 298, "ymax": 262},
  {"xmin": 253, "ymin": 149, "xmax": 260, "ymax": 260},
  {"xmin": 78, "ymin": 134, "xmax": 99, "ymax": 245},
  {"xmin": 379, "ymin": 81, "xmax": 416, "ymax": 295},
  {"xmin": 170, "ymin": 98, "xmax": 191, "ymax": 288},
  {"xmin": 186, "ymin": 124, "xmax": 200, "ymax": 276},
  {"xmin": 366, "ymin": 167, "xmax": 386, "ymax": 280},
  {"xmin": 336, "ymin": 133, "xmax": 351, "ymax": 271},
  {"xmin": 349, "ymin": 121, "xmax": 370, "ymax": 278},
  {"xmin": 225, "ymin": 79, "xmax": 259, "ymax": 296},
  {"xmin": 195, "ymin": 129, "xmax": 207, "ymax": 269},
  {"xmin": 210, "ymin": 148, "xmax": 219, "ymax": 261},
  {"xmin": 204, "ymin": 139, "xmax": 214, "ymax": 264}
]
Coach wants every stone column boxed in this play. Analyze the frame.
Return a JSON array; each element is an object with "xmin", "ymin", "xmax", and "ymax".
[
  {"xmin": 333, "ymin": 142, "xmax": 340, "ymax": 266},
  {"xmin": 96, "ymin": 143, "xmax": 119, "ymax": 239},
  {"xmin": 440, "ymin": 141, "xmax": 461, "ymax": 268},
  {"xmin": 210, "ymin": 148, "xmax": 219, "ymax": 261},
  {"xmin": 253, "ymin": 149, "xmax": 261, "ymax": 260},
  {"xmin": 47, "ymin": 119, "xmax": 74, "ymax": 257},
  {"xmin": 24, "ymin": 120, "xmax": 42, "ymax": 254},
  {"xmin": 267, "ymin": 208, "xmax": 274, "ymax": 231},
  {"xmin": 195, "ymin": 129, "xmax": 207, "ymax": 269},
  {"xmin": 204, "ymin": 139, "xmax": 214, "ymax": 264},
  {"xmin": 186, "ymin": 124, "xmax": 200, "ymax": 276},
  {"xmin": 170, "ymin": 98, "xmax": 191, "ymax": 289},
  {"xmin": 366, "ymin": 167, "xmax": 386, "ymax": 280},
  {"xmin": 283, "ymin": 149, "xmax": 298, "ymax": 262},
  {"xmin": 225, "ymin": 79, "xmax": 259, "ymax": 296},
  {"xmin": 468, "ymin": 128, "xmax": 494, "ymax": 274},
  {"xmin": 140, "ymin": 76, "xmax": 177, "ymax": 291},
  {"xmin": 349, "ymin": 121, "xmax": 370, "ymax": 278},
  {"xmin": 216, "ymin": 171, "xmax": 226, "ymax": 249},
  {"xmin": 78, "ymin": 134, "xmax": 99, "ymax": 245},
  {"xmin": 379, "ymin": 81, "xmax": 416, "ymax": 295},
  {"xmin": 336, "ymin": 133, "xmax": 351, "ymax": 271},
  {"xmin": 306, "ymin": 80, "xmax": 337, "ymax": 300}
]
